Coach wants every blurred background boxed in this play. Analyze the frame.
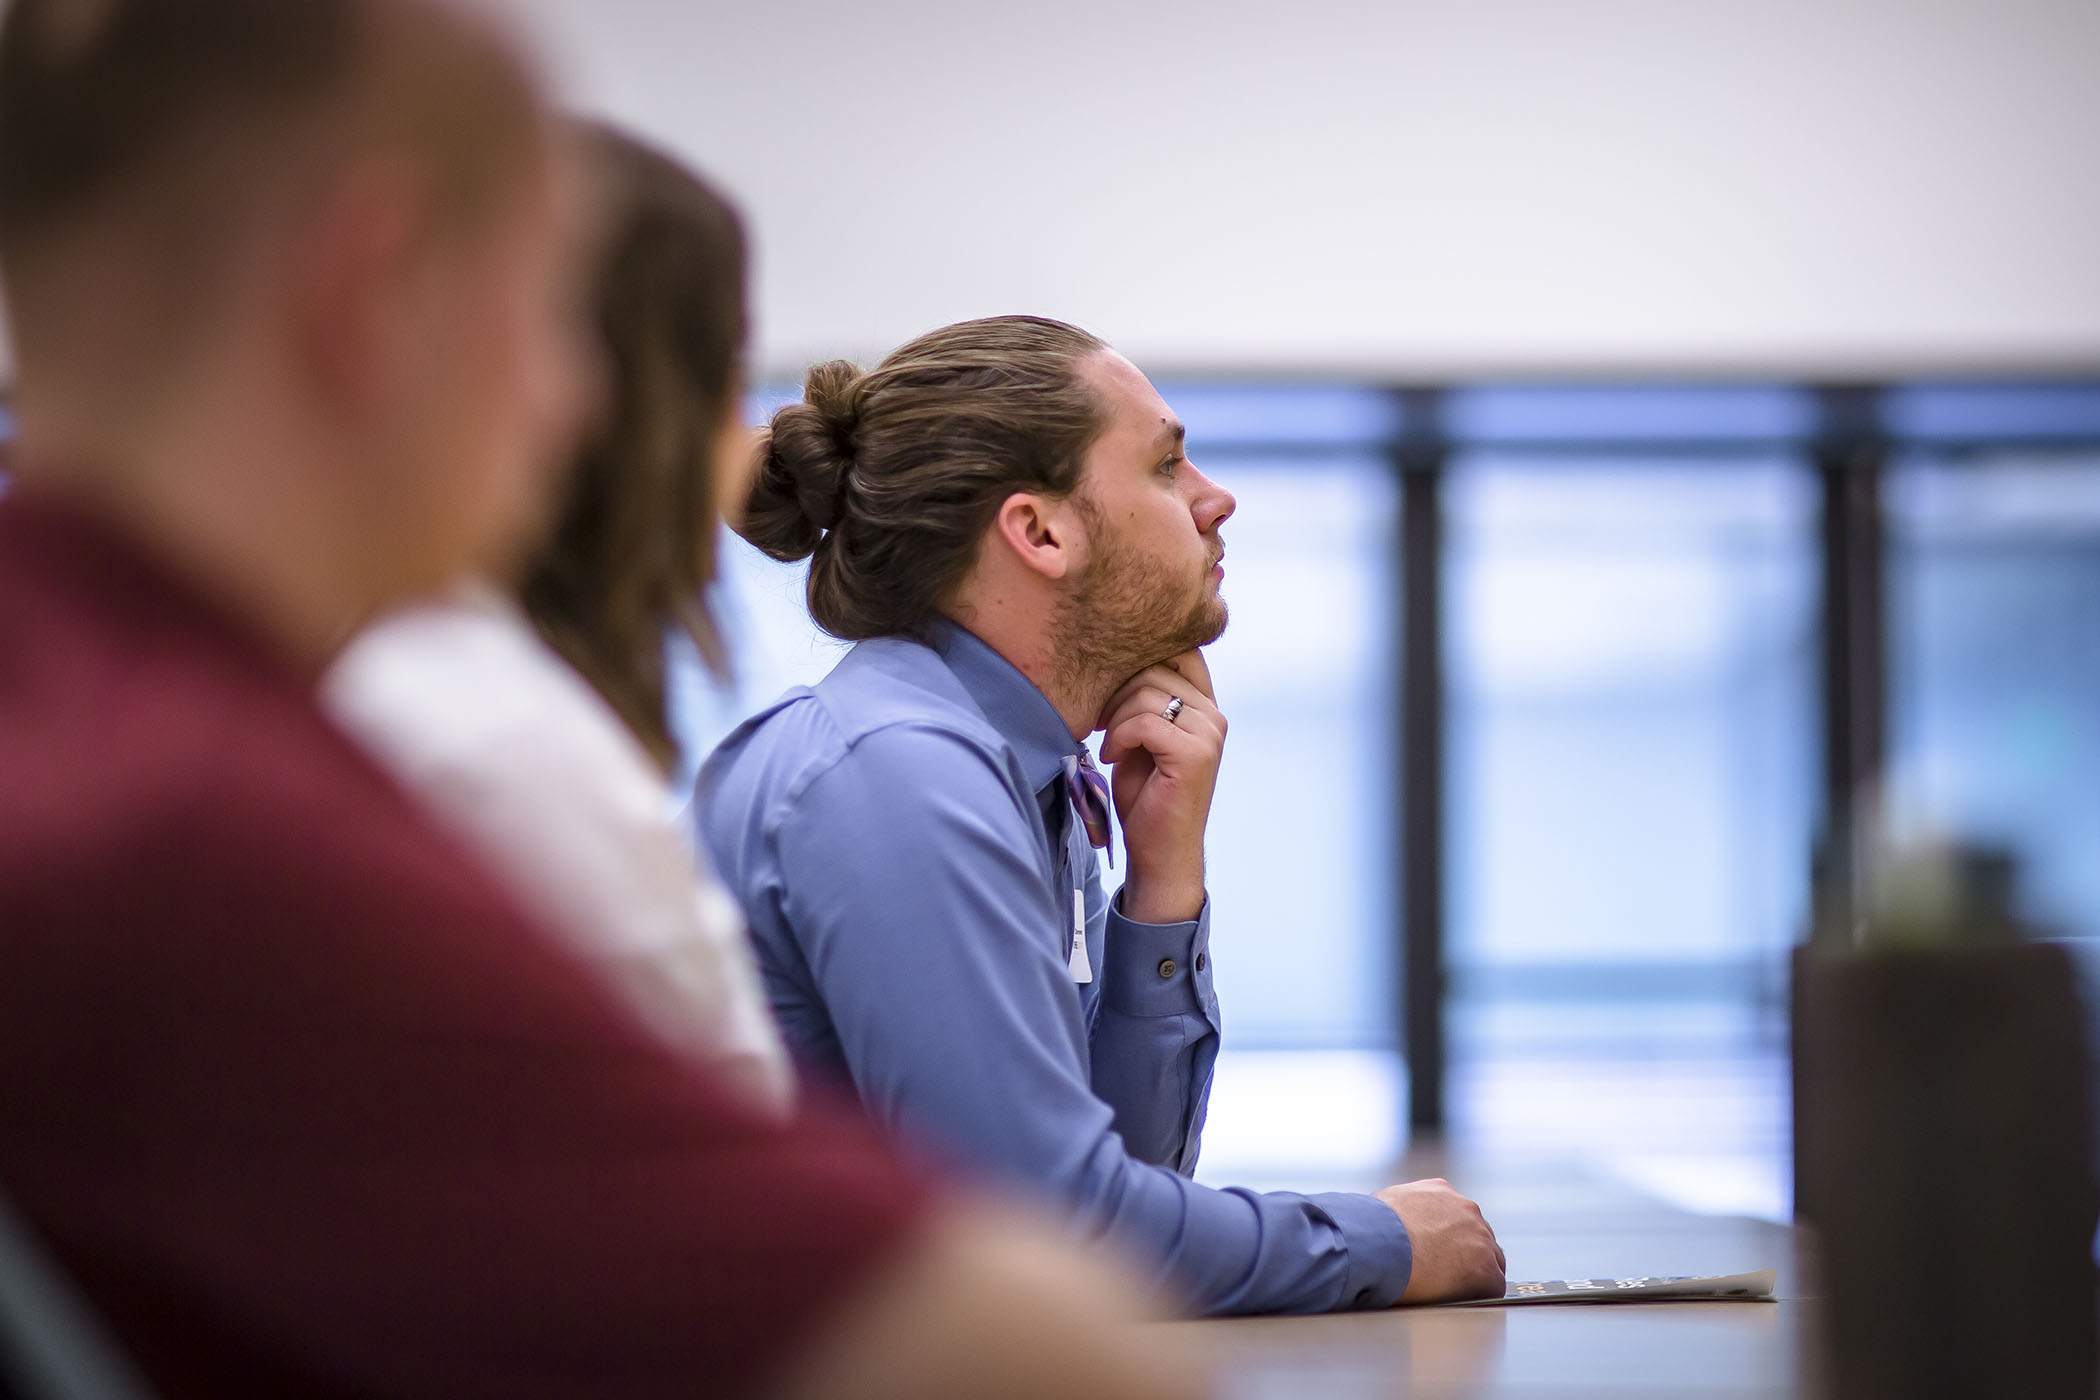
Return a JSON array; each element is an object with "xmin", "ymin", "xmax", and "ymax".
[
  {"xmin": 11, "ymin": 0, "xmax": 2098, "ymax": 1224},
  {"xmin": 509, "ymin": 0, "xmax": 2100, "ymax": 1220}
]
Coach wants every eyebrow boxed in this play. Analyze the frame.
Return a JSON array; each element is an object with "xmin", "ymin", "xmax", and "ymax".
[{"xmin": 1156, "ymin": 420, "xmax": 1187, "ymax": 452}]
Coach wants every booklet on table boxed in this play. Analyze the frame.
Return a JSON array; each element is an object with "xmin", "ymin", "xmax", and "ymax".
[{"xmin": 1438, "ymin": 1270, "xmax": 1778, "ymax": 1307}]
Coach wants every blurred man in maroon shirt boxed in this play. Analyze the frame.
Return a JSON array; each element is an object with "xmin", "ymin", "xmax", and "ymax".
[{"xmin": 0, "ymin": 2, "xmax": 1196, "ymax": 1397}]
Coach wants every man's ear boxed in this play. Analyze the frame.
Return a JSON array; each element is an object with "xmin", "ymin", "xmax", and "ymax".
[
  {"xmin": 286, "ymin": 159, "xmax": 423, "ymax": 419},
  {"xmin": 987, "ymin": 490, "xmax": 1083, "ymax": 582}
]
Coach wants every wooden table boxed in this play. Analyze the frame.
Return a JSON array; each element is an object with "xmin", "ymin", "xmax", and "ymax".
[{"xmin": 1160, "ymin": 1159, "xmax": 1809, "ymax": 1398}]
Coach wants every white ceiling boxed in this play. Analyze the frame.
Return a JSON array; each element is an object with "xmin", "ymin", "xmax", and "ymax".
[{"xmin": 512, "ymin": 0, "xmax": 2100, "ymax": 380}]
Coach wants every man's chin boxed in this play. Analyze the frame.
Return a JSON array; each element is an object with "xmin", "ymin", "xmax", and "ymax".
[{"xmin": 1158, "ymin": 598, "xmax": 1228, "ymax": 661}]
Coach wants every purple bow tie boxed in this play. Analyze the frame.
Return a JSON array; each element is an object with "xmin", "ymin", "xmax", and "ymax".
[{"xmin": 1062, "ymin": 752, "xmax": 1114, "ymax": 869}]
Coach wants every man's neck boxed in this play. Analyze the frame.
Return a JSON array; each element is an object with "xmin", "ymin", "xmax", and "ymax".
[
  {"xmin": 940, "ymin": 606, "xmax": 1118, "ymax": 742},
  {"xmin": 15, "ymin": 415, "xmax": 384, "ymax": 674}
]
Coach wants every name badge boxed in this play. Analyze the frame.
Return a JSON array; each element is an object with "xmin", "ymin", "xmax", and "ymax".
[{"xmin": 1068, "ymin": 887, "xmax": 1093, "ymax": 984}]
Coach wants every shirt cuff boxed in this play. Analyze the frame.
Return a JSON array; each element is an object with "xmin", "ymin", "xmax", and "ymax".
[
  {"xmin": 1309, "ymin": 1189, "xmax": 1416, "ymax": 1309},
  {"xmin": 1101, "ymin": 891, "xmax": 1217, "ymax": 1020}
]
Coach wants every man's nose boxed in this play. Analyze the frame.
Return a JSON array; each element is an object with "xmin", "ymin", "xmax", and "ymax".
[{"xmin": 1189, "ymin": 464, "xmax": 1235, "ymax": 535}]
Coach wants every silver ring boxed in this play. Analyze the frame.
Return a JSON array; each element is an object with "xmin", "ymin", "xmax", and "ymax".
[{"xmin": 1162, "ymin": 696, "xmax": 1185, "ymax": 724}]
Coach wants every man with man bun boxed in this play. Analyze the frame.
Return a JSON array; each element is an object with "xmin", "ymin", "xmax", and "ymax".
[
  {"xmin": 702, "ymin": 315, "xmax": 1506, "ymax": 1315},
  {"xmin": 0, "ymin": 4, "xmax": 1199, "ymax": 1396}
]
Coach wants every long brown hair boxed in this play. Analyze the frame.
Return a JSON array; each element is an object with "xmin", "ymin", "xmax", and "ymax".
[
  {"xmin": 520, "ymin": 122, "xmax": 746, "ymax": 773},
  {"xmin": 740, "ymin": 315, "xmax": 1109, "ymax": 641}
]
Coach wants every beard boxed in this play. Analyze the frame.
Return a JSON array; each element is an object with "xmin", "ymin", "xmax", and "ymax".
[{"xmin": 1051, "ymin": 494, "xmax": 1227, "ymax": 702}]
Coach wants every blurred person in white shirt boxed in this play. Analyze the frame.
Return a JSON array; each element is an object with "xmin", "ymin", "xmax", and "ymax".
[{"xmin": 326, "ymin": 122, "xmax": 791, "ymax": 1112}]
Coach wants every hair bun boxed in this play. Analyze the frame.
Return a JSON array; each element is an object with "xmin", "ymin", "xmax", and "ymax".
[
  {"xmin": 790, "ymin": 360, "xmax": 861, "ymax": 530},
  {"xmin": 738, "ymin": 359, "xmax": 864, "ymax": 562}
]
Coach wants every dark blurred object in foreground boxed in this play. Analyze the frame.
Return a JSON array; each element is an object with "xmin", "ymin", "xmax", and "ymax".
[{"xmin": 1795, "ymin": 841, "xmax": 2097, "ymax": 1399}]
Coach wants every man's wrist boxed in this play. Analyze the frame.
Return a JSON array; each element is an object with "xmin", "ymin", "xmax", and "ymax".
[{"xmin": 1118, "ymin": 874, "xmax": 1206, "ymax": 925}]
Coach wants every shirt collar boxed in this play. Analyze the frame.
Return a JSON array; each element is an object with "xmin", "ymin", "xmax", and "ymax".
[{"xmin": 925, "ymin": 617, "xmax": 1084, "ymax": 793}]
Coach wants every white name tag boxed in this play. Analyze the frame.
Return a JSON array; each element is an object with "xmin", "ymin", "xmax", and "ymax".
[{"xmin": 1068, "ymin": 887, "xmax": 1093, "ymax": 984}]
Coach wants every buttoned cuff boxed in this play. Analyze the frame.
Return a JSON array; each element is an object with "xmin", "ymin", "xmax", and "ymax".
[
  {"xmin": 1102, "ymin": 891, "xmax": 1217, "ymax": 1020},
  {"xmin": 1310, "ymin": 1190, "xmax": 1416, "ymax": 1310}
]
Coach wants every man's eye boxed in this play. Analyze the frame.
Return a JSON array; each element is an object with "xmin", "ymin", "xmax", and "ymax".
[{"xmin": 1159, "ymin": 456, "xmax": 1182, "ymax": 477}]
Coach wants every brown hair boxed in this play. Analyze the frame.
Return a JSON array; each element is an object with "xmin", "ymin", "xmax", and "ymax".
[
  {"xmin": 519, "ymin": 123, "xmax": 748, "ymax": 774},
  {"xmin": 742, "ymin": 315, "xmax": 1109, "ymax": 641},
  {"xmin": 0, "ymin": 0, "xmax": 541, "ymax": 378}
]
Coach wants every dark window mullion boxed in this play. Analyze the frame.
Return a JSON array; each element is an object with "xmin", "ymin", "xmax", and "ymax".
[
  {"xmin": 1812, "ymin": 384, "xmax": 1889, "ymax": 945},
  {"xmin": 1394, "ymin": 387, "xmax": 1448, "ymax": 1138}
]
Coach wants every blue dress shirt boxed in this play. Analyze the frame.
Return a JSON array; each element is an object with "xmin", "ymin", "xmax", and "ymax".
[{"xmin": 697, "ymin": 619, "xmax": 1414, "ymax": 1314}]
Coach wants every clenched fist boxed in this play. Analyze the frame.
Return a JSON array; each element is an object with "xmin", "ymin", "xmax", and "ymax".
[{"xmin": 1377, "ymin": 1178, "xmax": 1506, "ymax": 1304}]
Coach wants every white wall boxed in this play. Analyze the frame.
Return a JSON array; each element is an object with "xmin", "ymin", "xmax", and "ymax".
[{"xmin": 513, "ymin": 0, "xmax": 2100, "ymax": 380}]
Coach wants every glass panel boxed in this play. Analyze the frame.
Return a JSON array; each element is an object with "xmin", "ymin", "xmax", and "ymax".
[
  {"xmin": 1887, "ymin": 449, "xmax": 2100, "ymax": 941},
  {"xmin": 1443, "ymin": 453, "xmax": 1816, "ymax": 1218},
  {"xmin": 1446, "ymin": 386, "xmax": 1815, "ymax": 445}
]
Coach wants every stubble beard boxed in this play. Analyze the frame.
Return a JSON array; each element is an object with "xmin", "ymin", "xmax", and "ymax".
[{"xmin": 1051, "ymin": 498, "xmax": 1227, "ymax": 715}]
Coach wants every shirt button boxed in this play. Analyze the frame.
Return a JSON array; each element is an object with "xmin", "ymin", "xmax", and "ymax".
[
  {"xmin": 1195, "ymin": 952, "xmax": 1207, "ymax": 972},
  {"xmin": 1157, "ymin": 958, "xmax": 1177, "ymax": 979}
]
